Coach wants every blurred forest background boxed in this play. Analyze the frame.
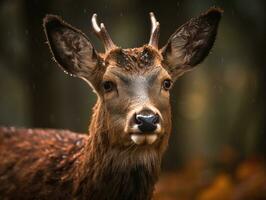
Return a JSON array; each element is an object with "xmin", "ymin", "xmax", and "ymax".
[{"xmin": 0, "ymin": 0, "xmax": 265, "ymax": 199}]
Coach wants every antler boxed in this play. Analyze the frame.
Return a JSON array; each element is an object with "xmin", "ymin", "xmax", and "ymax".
[
  {"xmin": 91, "ymin": 14, "xmax": 117, "ymax": 52},
  {"xmin": 148, "ymin": 12, "xmax": 160, "ymax": 48}
]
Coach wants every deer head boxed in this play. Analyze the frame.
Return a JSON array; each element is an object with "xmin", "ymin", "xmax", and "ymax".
[{"xmin": 43, "ymin": 8, "xmax": 222, "ymax": 154}]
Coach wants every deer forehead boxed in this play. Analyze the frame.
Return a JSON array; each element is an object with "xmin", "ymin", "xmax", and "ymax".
[{"xmin": 103, "ymin": 46, "xmax": 163, "ymax": 72}]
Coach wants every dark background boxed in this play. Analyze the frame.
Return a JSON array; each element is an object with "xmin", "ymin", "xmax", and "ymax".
[{"xmin": 0, "ymin": 0, "xmax": 265, "ymax": 172}]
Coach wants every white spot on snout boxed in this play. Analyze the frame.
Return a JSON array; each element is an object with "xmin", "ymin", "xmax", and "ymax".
[
  {"xmin": 131, "ymin": 134, "xmax": 145, "ymax": 145},
  {"xmin": 130, "ymin": 134, "xmax": 158, "ymax": 145},
  {"xmin": 146, "ymin": 135, "xmax": 158, "ymax": 144}
]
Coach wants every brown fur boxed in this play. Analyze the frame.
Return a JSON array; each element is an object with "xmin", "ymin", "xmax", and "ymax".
[
  {"xmin": 0, "ymin": 8, "xmax": 222, "ymax": 200},
  {"xmin": 0, "ymin": 127, "xmax": 86, "ymax": 199}
]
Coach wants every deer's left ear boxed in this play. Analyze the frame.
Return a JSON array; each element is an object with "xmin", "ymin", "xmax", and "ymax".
[{"xmin": 161, "ymin": 8, "xmax": 223, "ymax": 80}]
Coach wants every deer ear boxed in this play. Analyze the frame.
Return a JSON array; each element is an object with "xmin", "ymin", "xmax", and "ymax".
[
  {"xmin": 43, "ymin": 15, "xmax": 102, "ymax": 82},
  {"xmin": 161, "ymin": 8, "xmax": 223, "ymax": 80}
]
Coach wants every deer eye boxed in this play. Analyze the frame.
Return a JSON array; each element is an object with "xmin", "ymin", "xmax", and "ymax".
[
  {"xmin": 103, "ymin": 81, "xmax": 115, "ymax": 93},
  {"xmin": 162, "ymin": 79, "xmax": 172, "ymax": 91}
]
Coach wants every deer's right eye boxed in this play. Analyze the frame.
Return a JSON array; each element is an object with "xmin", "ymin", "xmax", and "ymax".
[
  {"xmin": 162, "ymin": 79, "xmax": 172, "ymax": 91},
  {"xmin": 102, "ymin": 81, "xmax": 115, "ymax": 93}
]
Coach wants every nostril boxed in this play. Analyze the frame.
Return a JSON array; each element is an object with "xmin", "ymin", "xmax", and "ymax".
[
  {"xmin": 134, "ymin": 113, "xmax": 142, "ymax": 125},
  {"xmin": 152, "ymin": 114, "xmax": 160, "ymax": 124}
]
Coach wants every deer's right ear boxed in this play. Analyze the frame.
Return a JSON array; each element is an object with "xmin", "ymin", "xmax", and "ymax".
[{"xmin": 43, "ymin": 15, "xmax": 102, "ymax": 83}]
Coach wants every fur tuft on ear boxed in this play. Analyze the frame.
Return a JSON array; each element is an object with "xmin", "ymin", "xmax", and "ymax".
[{"xmin": 161, "ymin": 7, "xmax": 223, "ymax": 80}]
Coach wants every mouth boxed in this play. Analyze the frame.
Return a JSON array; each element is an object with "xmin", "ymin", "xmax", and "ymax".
[{"xmin": 130, "ymin": 134, "xmax": 158, "ymax": 145}]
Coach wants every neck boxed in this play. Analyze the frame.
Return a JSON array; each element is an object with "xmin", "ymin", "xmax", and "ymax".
[{"xmin": 74, "ymin": 100, "xmax": 161, "ymax": 200}]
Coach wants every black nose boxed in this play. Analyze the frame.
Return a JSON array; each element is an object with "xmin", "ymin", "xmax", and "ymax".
[{"xmin": 135, "ymin": 113, "xmax": 160, "ymax": 132}]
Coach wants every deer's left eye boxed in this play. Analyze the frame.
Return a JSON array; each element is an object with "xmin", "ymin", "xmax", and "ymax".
[
  {"xmin": 103, "ymin": 81, "xmax": 115, "ymax": 93},
  {"xmin": 162, "ymin": 79, "xmax": 172, "ymax": 91}
]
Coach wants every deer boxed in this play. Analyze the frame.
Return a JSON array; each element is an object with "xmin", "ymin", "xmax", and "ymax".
[{"xmin": 0, "ymin": 8, "xmax": 222, "ymax": 200}]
